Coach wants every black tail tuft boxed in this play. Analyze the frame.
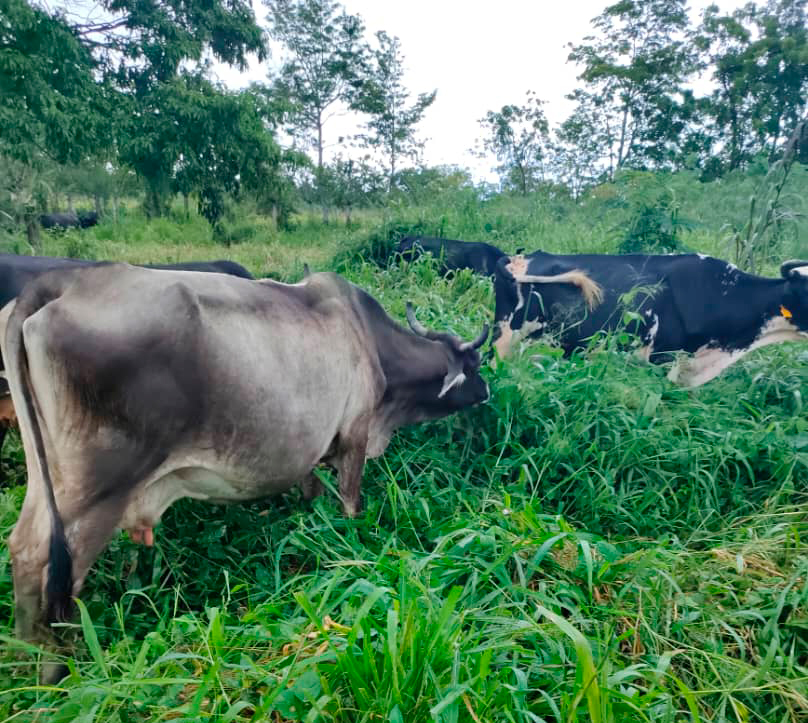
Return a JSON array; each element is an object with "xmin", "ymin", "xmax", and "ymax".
[{"xmin": 45, "ymin": 519, "xmax": 73, "ymax": 623}]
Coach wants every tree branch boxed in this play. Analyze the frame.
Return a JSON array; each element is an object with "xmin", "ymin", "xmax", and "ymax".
[{"xmin": 75, "ymin": 18, "xmax": 130, "ymax": 37}]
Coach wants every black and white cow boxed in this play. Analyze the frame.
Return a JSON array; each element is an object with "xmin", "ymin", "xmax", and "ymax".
[
  {"xmin": 397, "ymin": 235, "xmax": 508, "ymax": 276},
  {"xmin": 493, "ymin": 250, "xmax": 808, "ymax": 387},
  {"xmin": 2, "ymin": 264, "xmax": 489, "ymax": 681}
]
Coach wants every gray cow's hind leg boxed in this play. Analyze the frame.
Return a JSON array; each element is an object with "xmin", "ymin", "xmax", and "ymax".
[{"xmin": 8, "ymin": 486, "xmax": 66, "ymax": 681}]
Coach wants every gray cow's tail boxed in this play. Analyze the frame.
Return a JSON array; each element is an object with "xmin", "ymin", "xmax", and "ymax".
[{"xmin": 5, "ymin": 284, "xmax": 73, "ymax": 624}]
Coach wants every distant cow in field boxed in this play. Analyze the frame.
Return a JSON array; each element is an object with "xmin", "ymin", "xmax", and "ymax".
[
  {"xmin": 77, "ymin": 210, "xmax": 99, "ymax": 228},
  {"xmin": 493, "ymin": 250, "xmax": 808, "ymax": 387},
  {"xmin": 39, "ymin": 212, "xmax": 79, "ymax": 230},
  {"xmin": 0, "ymin": 254, "xmax": 254, "ymax": 472},
  {"xmin": 397, "ymin": 235, "xmax": 508, "ymax": 276},
  {"xmin": 2, "ymin": 264, "xmax": 489, "ymax": 681},
  {"xmin": 39, "ymin": 211, "xmax": 99, "ymax": 230}
]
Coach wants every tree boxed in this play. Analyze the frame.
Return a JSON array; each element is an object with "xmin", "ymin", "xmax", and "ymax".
[
  {"xmin": 317, "ymin": 156, "xmax": 384, "ymax": 224},
  {"xmin": 477, "ymin": 92, "xmax": 550, "ymax": 195},
  {"xmin": 265, "ymin": 0, "xmax": 367, "ymax": 172},
  {"xmin": 394, "ymin": 166, "xmax": 477, "ymax": 206},
  {"xmin": 0, "ymin": 0, "xmax": 110, "ymax": 166},
  {"xmin": 98, "ymin": 0, "xmax": 268, "ymax": 216},
  {"xmin": 551, "ymin": 92, "xmax": 611, "ymax": 197},
  {"xmin": 8, "ymin": 0, "xmax": 269, "ymax": 218},
  {"xmin": 355, "ymin": 31, "xmax": 436, "ymax": 191},
  {"xmin": 695, "ymin": 0, "xmax": 808, "ymax": 173},
  {"xmin": 567, "ymin": 0, "xmax": 695, "ymax": 174},
  {"xmin": 2, "ymin": 0, "xmax": 283, "ymax": 228},
  {"xmin": 155, "ymin": 77, "xmax": 293, "ymax": 229},
  {"xmin": 0, "ymin": 0, "xmax": 113, "ymax": 242}
]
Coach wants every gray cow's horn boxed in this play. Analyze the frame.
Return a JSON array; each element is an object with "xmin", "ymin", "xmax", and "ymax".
[
  {"xmin": 459, "ymin": 323, "xmax": 490, "ymax": 351},
  {"xmin": 406, "ymin": 302, "xmax": 430, "ymax": 337}
]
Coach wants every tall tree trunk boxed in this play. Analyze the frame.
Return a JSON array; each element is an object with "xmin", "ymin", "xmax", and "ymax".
[
  {"xmin": 25, "ymin": 215, "xmax": 40, "ymax": 249},
  {"xmin": 145, "ymin": 177, "xmax": 168, "ymax": 218},
  {"xmin": 183, "ymin": 193, "xmax": 190, "ymax": 220},
  {"xmin": 316, "ymin": 112, "xmax": 329, "ymax": 224},
  {"xmin": 389, "ymin": 121, "xmax": 396, "ymax": 192},
  {"xmin": 617, "ymin": 102, "xmax": 630, "ymax": 169}
]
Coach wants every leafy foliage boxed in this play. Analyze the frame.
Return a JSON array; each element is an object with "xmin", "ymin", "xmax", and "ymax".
[
  {"xmin": 566, "ymin": 0, "xmax": 695, "ymax": 175},
  {"xmin": 0, "ymin": 0, "xmax": 109, "ymax": 165},
  {"xmin": 696, "ymin": 0, "xmax": 808, "ymax": 174},
  {"xmin": 613, "ymin": 171, "xmax": 693, "ymax": 254},
  {"xmin": 477, "ymin": 91, "xmax": 550, "ymax": 195},
  {"xmin": 354, "ymin": 31, "xmax": 436, "ymax": 191},
  {"xmin": 265, "ymin": 0, "xmax": 367, "ymax": 170}
]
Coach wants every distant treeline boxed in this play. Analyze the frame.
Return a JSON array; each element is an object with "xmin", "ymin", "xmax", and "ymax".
[{"xmin": 1, "ymin": 0, "xmax": 806, "ymax": 238}]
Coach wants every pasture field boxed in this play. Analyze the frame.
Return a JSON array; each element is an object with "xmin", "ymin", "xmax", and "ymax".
[{"xmin": 1, "ymin": 180, "xmax": 807, "ymax": 722}]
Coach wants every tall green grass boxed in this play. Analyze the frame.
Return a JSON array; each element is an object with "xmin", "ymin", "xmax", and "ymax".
[{"xmin": 1, "ymin": 173, "xmax": 807, "ymax": 721}]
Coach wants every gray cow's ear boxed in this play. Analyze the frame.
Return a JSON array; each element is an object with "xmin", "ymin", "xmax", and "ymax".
[{"xmin": 438, "ymin": 359, "xmax": 466, "ymax": 398}]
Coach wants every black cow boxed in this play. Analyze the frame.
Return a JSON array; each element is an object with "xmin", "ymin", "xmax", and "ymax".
[
  {"xmin": 78, "ymin": 211, "xmax": 99, "ymax": 228},
  {"xmin": 39, "ymin": 211, "xmax": 99, "ymax": 230},
  {"xmin": 0, "ymin": 254, "xmax": 254, "ymax": 468},
  {"xmin": 39, "ymin": 212, "xmax": 79, "ymax": 230},
  {"xmin": 2, "ymin": 264, "xmax": 488, "ymax": 681},
  {"xmin": 397, "ymin": 236, "xmax": 507, "ymax": 276},
  {"xmin": 493, "ymin": 251, "xmax": 808, "ymax": 387}
]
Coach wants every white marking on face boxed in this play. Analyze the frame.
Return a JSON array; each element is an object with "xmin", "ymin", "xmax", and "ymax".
[
  {"xmin": 438, "ymin": 371, "xmax": 466, "ymax": 398},
  {"xmin": 669, "ymin": 315, "xmax": 808, "ymax": 388},
  {"xmin": 790, "ymin": 265, "xmax": 808, "ymax": 277}
]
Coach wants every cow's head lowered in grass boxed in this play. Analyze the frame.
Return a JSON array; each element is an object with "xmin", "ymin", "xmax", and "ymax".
[{"xmin": 404, "ymin": 302, "xmax": 489, "ymax": 410}]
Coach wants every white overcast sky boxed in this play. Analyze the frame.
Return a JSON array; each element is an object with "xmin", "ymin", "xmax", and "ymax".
[{"xmin": 208, "ymin": 1, "xmax": 745, "ymax": 178}]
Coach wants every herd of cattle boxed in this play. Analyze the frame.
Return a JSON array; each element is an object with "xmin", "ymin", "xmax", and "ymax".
[{"xmin": 2, "ymin": 235, "xmax": 807, "ymax": 682}]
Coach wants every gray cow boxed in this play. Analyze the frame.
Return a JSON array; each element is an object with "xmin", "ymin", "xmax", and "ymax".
[{"xmin": 2, "ymin": 263, "xmax": 489, "ymax": 681}]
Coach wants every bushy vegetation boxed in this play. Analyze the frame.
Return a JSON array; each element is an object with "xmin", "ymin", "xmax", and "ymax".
[{"xmin": 1, "ymin": 177, "xmax": 807, "ymax": 721}]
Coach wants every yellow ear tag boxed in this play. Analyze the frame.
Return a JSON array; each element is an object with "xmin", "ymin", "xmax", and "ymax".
[{"xmin": 780, "ymin": 305, "xmax": 793, "ymax": 319}]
